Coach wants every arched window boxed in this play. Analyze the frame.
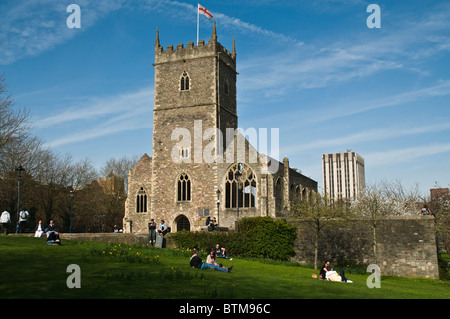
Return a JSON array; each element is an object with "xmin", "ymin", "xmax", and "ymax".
[
  {"xmin": 225, "ymin": 163, "xmax": 256, "ymax": 208},
  {"xmin": 224, "ymin": 76, "xmax": 229, "ymax": 95},
  {"xmin": 180, "ymin": 71, "xmax": 190, "ymax": 91},
  {"xmin": 175, "ymin": 215, "xmax": 190, "ymax": 232},
  {"xmin": 136, "ymin": 187, "xmax": 147, "ymax": 213},
  {"xmin": 177, "ymin": 173, "xmax": 191, "ymax": 201},
  {"xmin": 274, "ymin": 178, "xmax": 283, "ymax": 212}
]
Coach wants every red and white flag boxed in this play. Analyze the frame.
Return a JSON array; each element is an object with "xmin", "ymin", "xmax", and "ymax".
[{"xmin": 198, "ymin": 3, "xmax": 213, "ymax": 19}]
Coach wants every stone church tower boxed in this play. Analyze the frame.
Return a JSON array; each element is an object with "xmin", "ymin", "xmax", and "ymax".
[{"xmin": 123, "ymin": 22, "xmax": 317, "ymax": 234}]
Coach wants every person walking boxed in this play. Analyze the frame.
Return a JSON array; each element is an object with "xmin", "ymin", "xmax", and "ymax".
[
  {"xmin": 18, "ymin": 209, "xmax": 29, "ymax": 233},
  {"xmin": 1, "ymin": 210, "xmax": 11, "ymax": 234}
]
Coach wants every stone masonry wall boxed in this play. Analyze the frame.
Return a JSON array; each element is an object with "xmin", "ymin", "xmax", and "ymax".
[
  {"xmin": 289, "ymin": 215, "xmax": 439, "ymax": 279},
  {"xmin": 123, "ymin": 154, "xmax": 152, "ymax": 233}
]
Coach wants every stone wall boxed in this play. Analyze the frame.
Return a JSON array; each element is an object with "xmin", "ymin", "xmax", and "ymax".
[
  {"xmin": 123, "ymin": 154, "xmax": 153, "ymax": 233},
  {"xmin": 288, "ymin": 215, "xmax": 439, "ymax": 279},
  {"xmin": 61, "ymin": 233, "xmax": 149, "ymax": 245}
]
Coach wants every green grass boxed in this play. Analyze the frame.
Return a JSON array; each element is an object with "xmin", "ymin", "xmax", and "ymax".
[{"xmin": 0, "ymin": 236, "xmax": 449, "ymax": 299}]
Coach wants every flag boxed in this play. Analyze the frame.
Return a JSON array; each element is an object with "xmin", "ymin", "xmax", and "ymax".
[{"xmin": 198, "ymin": 3, "xmax": 213, "ymax": 19}]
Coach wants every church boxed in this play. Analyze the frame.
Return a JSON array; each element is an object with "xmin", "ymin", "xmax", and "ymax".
[{"xmin": 123, "ymin": 22, "xmax": 317, "ymax": 233}]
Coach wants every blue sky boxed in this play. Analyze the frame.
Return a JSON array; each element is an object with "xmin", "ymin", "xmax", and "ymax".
[{"xmin": 1, "ymin": 0, "xmax": 449, "ymax": 196}]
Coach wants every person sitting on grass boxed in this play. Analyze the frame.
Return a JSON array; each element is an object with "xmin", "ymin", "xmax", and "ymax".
[
  {"xmin": 207, "ymin": 249, "xmax": 223, "ymax": 267},
  {"xmin": 46, "ymin": 231, "xmax": 62, "ymax": 245},
  {"xmin": 214, "ymin": 243, "xmax": 232, "ymax": 260},
  {"xmin": 190, "ymin": 249, "xmax": 233, "ymax": 273},
  {"xmin": 325, "ymin": 265, "xmax": 352, "ymax": 283}
]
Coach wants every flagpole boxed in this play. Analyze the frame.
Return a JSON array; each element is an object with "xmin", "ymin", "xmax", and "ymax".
[{"xmin": 197, "ymin": 2, "xmax": 199, "ymax": 45}]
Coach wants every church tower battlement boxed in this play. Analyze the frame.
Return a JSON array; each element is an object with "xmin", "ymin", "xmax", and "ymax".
[
  {"xmin": 154, "ymin": 21, "xmax": 236, "ymax": 69},
  {"xmin": 153, "ymin": 20, "xmax": 238, "ymax": 142}
]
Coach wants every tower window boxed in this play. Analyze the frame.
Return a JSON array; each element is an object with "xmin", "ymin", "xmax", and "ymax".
[
  {"xmin": 177, "ymin": 173, "xmax": 191, "ymax": 201},
  {"xmin": 136, "ymin": 187, "xmax": 147, "ymax": 213},
  {"xmin": 180, "ymin": 148, "xmax": 190, "ymax": 159},
  {"xmin": 180, "ymin": 71, "xmax": 190, "ymax": 91},
  {"xmin": 224, "ymin": 76, "xmax": 229, "ymax": 95}
]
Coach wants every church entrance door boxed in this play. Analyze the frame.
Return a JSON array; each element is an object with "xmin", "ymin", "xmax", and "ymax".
[{"xmin": 175, "ymin": 215, "xmax": 190, "ymax": 232}]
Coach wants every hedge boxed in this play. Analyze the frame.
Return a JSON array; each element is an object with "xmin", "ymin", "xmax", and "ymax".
[{"xmin": 167, "ymin": 217, "xmax": 297, "ymax": 261}]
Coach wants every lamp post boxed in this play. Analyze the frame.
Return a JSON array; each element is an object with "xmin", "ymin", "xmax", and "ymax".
[
  {"xmin": 216, "ymin": 189, "xmax": 221, "ymax": 225},
  {"xmin": 15, "ymin": 165, "xmax": 25, "ymax": 234},
  {"xmin": 70, "ymin": 190, "xmax": 73, "ymax": 233}
]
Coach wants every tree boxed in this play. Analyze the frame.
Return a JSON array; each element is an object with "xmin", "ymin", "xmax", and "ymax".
[
  {"xmin": 351, "ymin": 181, "xmax": 419, "ymax": 264},
  {"xmin": 100, "ymin": 155, "xmax": 140, "ymax": 193},
  {"xmin": 291, "ymin": 192, "xmax": 351, "ymax": 270},
  {"xmin": 427, "ymin": 191, "xmax": 450, "ymax": 254},
  {"xmin": 0, "ymin": 75, "xmax": 30, "ymax": 150}
]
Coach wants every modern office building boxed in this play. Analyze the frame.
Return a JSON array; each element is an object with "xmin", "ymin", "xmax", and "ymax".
[{"xmin": 322, "ymin": 151, "xmax": 365, "ymax": 201}]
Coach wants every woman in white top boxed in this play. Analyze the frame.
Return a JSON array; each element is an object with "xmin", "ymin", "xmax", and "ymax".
[
  {"xmin": 325, "ymin": 265, "xmax": 352, "ymax": 283},
  {"xmin": 206, "ymin": 249, "xmax": 222, "ymax": 267},
  {"xmin": 35, "ymin": 220, "xmax": 44, "ymax": 237}
]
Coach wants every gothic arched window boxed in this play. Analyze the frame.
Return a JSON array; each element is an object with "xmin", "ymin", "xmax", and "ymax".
[
  {"xmin": 175, "ymin": 214, "xmax": 190, "ymax": 232},
  {"xmin": 225, "ymin": 163, "xmax": 256, "ymax": 208},
  {"xmin": 224, "ymin": 76, "xmax": 230, "ymax": 96},
  {"xmin": 177, "ymin": 173, "xmax": 191, "ymax": 201},
  {"xmin": 180, "ymin": 71, "xmax": 190, "ymax": 91},
  {"xmin": 136, "ymin": 187, "xmax": 147, "ymax": 213},
  {"xmin": 274, "ymin": 178, "xmax": 283, "ymax": 212}
]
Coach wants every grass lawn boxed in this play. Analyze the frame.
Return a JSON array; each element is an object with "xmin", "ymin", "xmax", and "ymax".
[{"xmin": 0, "ymin": 236, "xmax": 449, "ymax": 300}]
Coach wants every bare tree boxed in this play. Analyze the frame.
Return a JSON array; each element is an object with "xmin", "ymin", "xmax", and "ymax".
[
  {"xmin": 0, "ymin": 75, "xmax": 30, "ymax": 150},
  {"xmin": 351, "ymin": 181, "xmax": 421, "ymax": 263},
  {"xmin": 379, "ymin": 179, "xmax": 421, "ymax": 214},
  {"xmin": 100, "ymin": 155, "xmax": 140, "ymax": 193},
  {"xmin": 425, "ymin": 191, "xmax": 450, "ymax": 254},
  {"xmin": 291, "ymin": 193, "xmax": 351, "ymax": 270}
]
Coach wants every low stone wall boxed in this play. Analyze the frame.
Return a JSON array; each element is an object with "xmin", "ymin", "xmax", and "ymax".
[
  {"xmin": 288, "ymin": 215, "xmax": 439, "ymax": 279},
  {"xmin": 62, "ymin": 233, "xmax": 150, "ymax": 245},
  {"xmin": 11, "ymin": 232, "xmax": 150, "ymax": 245}
]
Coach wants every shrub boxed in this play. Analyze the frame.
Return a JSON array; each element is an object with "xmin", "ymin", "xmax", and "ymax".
[{"xmin": 168, "ymin": 217, "xmax": 297, "ymax": 261}]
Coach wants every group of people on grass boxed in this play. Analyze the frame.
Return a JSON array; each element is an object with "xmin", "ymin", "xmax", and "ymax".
[
  {"xmin": 34, "ymin": 219, "xmax": 62, "ymax": 245},
  {"xmin": 190, "ymin": 244, "xmax": 234, "ymax": 273},
  {"xmin": 188, "ymin": 246, "xmax": 352, "ymax": 282},
  {"xmin": 318, "ymin": 261, "xmax": 353, "ymax": 283}
]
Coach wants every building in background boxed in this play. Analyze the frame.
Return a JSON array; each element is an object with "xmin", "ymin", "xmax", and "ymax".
[
  {"xmin": 430, "ymin": 187, "xmax": 449, "ymax": 201},
  {"xmin": 322, "ymin": 151, "xmax": 365, "ymax": 201}
]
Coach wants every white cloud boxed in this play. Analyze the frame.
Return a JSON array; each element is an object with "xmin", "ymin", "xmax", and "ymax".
[
  {"xmin": 151, "ymin": 0, "xmax": 303, "ymax": 45},
  {"xmin": 0, "ymin": 0, "xmax": 125, "ymax": 65},
  {"xmin": 34, "ymin": 86, "xmax": 154, "ymax": 129},
  {"xmin": 365, "ymin": 142, "xmax": 450, "ymax": 167},
  {"xmin": 282, "ymin": 120, "xmax": 450, "ymax": 155},
  {"xmin": 38, "ymin": 86, "xmax": 154, "ymax": 147},
  {"xmin": 249, "ymin": 79, "xmax": 450, "ymax": 131}
]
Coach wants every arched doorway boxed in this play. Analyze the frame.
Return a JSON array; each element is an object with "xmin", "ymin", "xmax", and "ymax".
[{"xmin": 175, "ymin": 215, "xmax": 190, "ymax": 232}]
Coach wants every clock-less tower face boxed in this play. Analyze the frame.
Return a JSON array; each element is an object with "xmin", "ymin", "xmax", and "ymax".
[{"xmin": 150, "ymin": 25, "xmax": 238, "ymax": 228}]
